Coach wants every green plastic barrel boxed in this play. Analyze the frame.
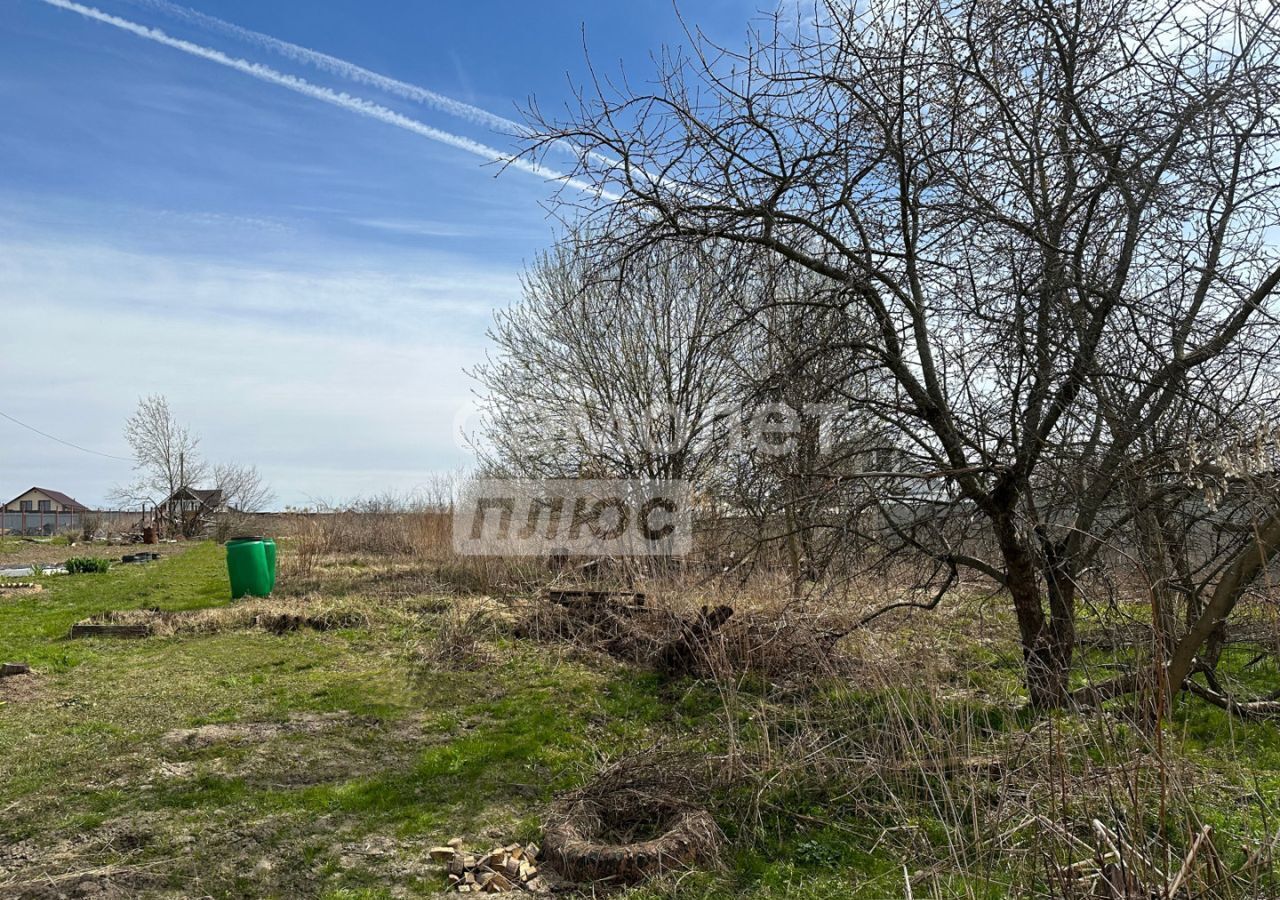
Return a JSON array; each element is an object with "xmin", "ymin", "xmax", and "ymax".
[
  {"xmin": 262, "ymin": 538, "xmax": 277, "ymax": 593},
  {"xmin": 226, "ymin": 536, "xmax": 271, "ymax": 599}
]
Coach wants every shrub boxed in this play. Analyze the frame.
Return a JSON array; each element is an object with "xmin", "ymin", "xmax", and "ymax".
[
  {"xmin": 64, "ymin": 557, "xmax": 111, "ymax": 575},
  {"xmin": 80, "ymin": 513, "xmax": 102, "ymax": 542}
]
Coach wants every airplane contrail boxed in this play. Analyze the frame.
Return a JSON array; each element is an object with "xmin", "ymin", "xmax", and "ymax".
[
  {"xmin": 120, "ymin": 0, "xmax": 528, "ymax": 136},
  {"xmin": 116, "ymin": 0, "xmax": 687, "ymax": 196},
  {"xmin": 37, "ymin": 0, "xmax": 615, "ymax": 199}
]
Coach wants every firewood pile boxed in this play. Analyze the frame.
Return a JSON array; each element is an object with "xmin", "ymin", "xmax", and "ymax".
[{"xmin": 430, "ymin": 839, "xmax": 553, "ymax": 893}]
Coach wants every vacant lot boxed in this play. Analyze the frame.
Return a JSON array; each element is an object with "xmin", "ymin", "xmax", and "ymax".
[
  {"xmin": 0, "ymin": 537, "xmax": 186, "ymax": 571},
  {"xmin": 1, "ymin": 542, "xmax": 1277, "ymax": 898}
]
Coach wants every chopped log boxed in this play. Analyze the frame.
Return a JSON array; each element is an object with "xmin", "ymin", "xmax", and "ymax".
[
  {"xmin": 485, "ymin": 872, "xmax": 513, "ymax": 891},
  {"xmin": 432, "ymin": 838, "xmax": 555, "ymax": 893},
  {"xmin": 69, "ymin": 623, "xmax": 153, "ymax": 639},
  {"xmin": 1, "ymin": 662, "xmax": 31, "ymax": 677}
]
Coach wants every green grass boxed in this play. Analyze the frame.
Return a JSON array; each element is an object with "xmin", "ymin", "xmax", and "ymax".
[
  {"xmin": 0, "ymin": 541, "xmax": 228, "ymax": 670},
  {"xmin": 0, "ymin": 546, "xmax": 720, "ymax": 897}
]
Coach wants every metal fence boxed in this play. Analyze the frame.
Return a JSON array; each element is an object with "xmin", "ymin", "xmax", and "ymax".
[{"xmin": 1, "ymin": 510, "xmax": 140, "ymax": 536}]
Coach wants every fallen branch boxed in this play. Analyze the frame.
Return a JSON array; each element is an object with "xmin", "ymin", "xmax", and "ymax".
[
  {"xmin": 655, "ymin": 605, "xmax": 734, "ymax": 677},
  {"xmin": 1183, "ymin": 679, "xmax": 1280, "ymax": 719},
  {"xmin": 1167, "ymin": 825, "xmax": 1214, "ymax": 897},
  {"xmin": 854, "ymin": 557, "xmax": 959, "ymax": 629}
]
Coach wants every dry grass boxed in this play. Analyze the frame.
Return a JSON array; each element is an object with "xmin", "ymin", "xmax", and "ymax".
[
  {"xmin": 543, "ymin": 751, "xmax": 725, "ymax": 885},
  {"xmin": 685, "ymin": 595, "xmax": 1280, "ymax": 900},
  {"xmin": 410, "ymin": 604, "xmax": 501, "ymax": 672},
  {"xmin": 80, "ymin": 596, "xmax": 369, "ymax": 637},
  {"xmin": 498, "ymin": 568, "xmax": 1277, "ymax": 896},
  {"xmin": 271, "ymin": 518, "xmax": 1279, "ymax": 896},
  {"xmin": 276, "ymin": 506, "xmax": 551, "ymax": 598},
  {"xmin": 511, "ymin": 594, "xmax": 849, "ymax": 687}
]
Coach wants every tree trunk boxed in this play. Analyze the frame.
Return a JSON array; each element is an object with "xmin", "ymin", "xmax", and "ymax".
[
  {"xmin": 1171, "ymin": 516, "xmax": 1227, "ymax": 672},
  {"xmin": 1124, "ymin": 473, "xmax": 1186, "ymax": 679},
  {"xmin": 1165, "ymin": 509, "xmax": 1280, "ymax": 696},
  {"xmin": 995, "ymin": 516, "xmax": 1073, "ymax": 709},
  {"xmin": 782, "ymin": 494, "xmax": 804, "ymax": 598}
]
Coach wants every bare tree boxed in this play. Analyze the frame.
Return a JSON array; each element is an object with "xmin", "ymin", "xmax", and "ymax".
[
  {"xmin": 474, "ymin": 230, "xmax": 742, "ymax": 484},
  {"xmin": 208, "ymin": 462, "xmax": 275, "ymax": 542},
  {"xmin": 114, "ymin": 394, "xmax": 208, "ymax": 516},
  {"xmin": 213, "ymin": 462, "xmax": 275, "ymax": 514},
  {"xmin": 526, "ymin": 0, "xmax": 1280, "ymax": 707},
  {"xmin": 720, "ymin": 259, "xmax": 892, "ymax": 587}
]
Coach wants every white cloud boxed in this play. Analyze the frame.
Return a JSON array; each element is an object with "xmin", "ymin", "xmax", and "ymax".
[
  {"xmin": 0, "ymin": 233, "xmax": 505, "ymax": 506},
  {"xmin": 350, "ymin": 218, "xmax": 479, "ymax": 239}
]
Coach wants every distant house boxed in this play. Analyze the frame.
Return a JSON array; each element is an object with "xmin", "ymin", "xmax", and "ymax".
[
  {"xmin": 159, "ymin": 486, "xmax": 225, "ymax": 516},
  {"xmin": 156, "ymin": 487, "xmax": 226, "ymax": 536},
  {"xmin": 2, "ymin": 487, "xmax": 90, "ymax": 514}
]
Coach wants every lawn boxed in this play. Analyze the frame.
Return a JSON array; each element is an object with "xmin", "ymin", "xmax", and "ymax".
[
  {"xmin": 0, "ymin": 545, "xmax": 685, "ymax": 897},
  {"xmin": 1, "ymin": 543, "xmax": 1276, "ymax": 898}
]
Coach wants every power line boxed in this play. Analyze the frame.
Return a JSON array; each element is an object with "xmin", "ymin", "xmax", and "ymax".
[{"xmin": 0, "ymin": 410, "xmax": 133, "ymax": 462}]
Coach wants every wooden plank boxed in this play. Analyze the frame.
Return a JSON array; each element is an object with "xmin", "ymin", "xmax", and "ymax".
[
  {"xmin": 69, "ymin": 623, "xmax": 153, "ymax": 639},
  {"xmin": 546, "ymin": 588, "xmax": 647, "ymax": 607}
]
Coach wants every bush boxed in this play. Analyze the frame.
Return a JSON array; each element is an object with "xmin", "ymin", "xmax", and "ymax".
[
  {"xmin": 64, "ymin": 557, "xmax": 111, "ymax": 575},
  {"xmin": 80, "ymin": 513, "xmax": 101, "ymax": 542}
]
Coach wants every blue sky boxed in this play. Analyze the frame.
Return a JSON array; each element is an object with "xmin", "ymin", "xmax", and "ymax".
[{"xmin": 0, "ymin": 0, "xmax": 764, "ymax": 508}]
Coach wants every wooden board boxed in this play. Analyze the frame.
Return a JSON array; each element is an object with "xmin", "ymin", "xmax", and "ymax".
[
  {"xmin": 546, "ymin": 589, "xmax": 647, "ymax": 607},
  {"xmin": 69, "ymin": 623, "xmax": 153, "ymax": 639}
]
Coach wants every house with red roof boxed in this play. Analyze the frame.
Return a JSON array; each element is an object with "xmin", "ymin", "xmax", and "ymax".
[{"xmin": 2, "ymin": 487, "xmax": 90, "ymax": 514}]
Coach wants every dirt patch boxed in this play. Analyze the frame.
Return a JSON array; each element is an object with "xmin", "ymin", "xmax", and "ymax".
[
  {"xmin": 0, "ymin": 865, "xmax": 164, "ymax": 899},
  {"xmin": 0, "ymin": 582, "xmax": 42, "ymax": 600},
  {"xmin": 0, "ymin": 541, "xmax": 186, "ymax": 570},
  {"xmin": 162, "ymin": 712, "xmax": 354, "ymax": 751},
  {"xmin": 0, "ymin": 812, "xmax": 349, "ymax": 899},
  {"xmin": 0, "ymin": 818, "xmax": 165, "ymax": 899},
  {"xmin": 331, "ymin": 834, "xmax": 435, "ymax": 884},
  {"xmin": 154, "ymin": 716, "xmax": 414, "ymax": 789},
  {"xmin": 0, "ymin": 669, "xmax": 45, "ymax": 706}
]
